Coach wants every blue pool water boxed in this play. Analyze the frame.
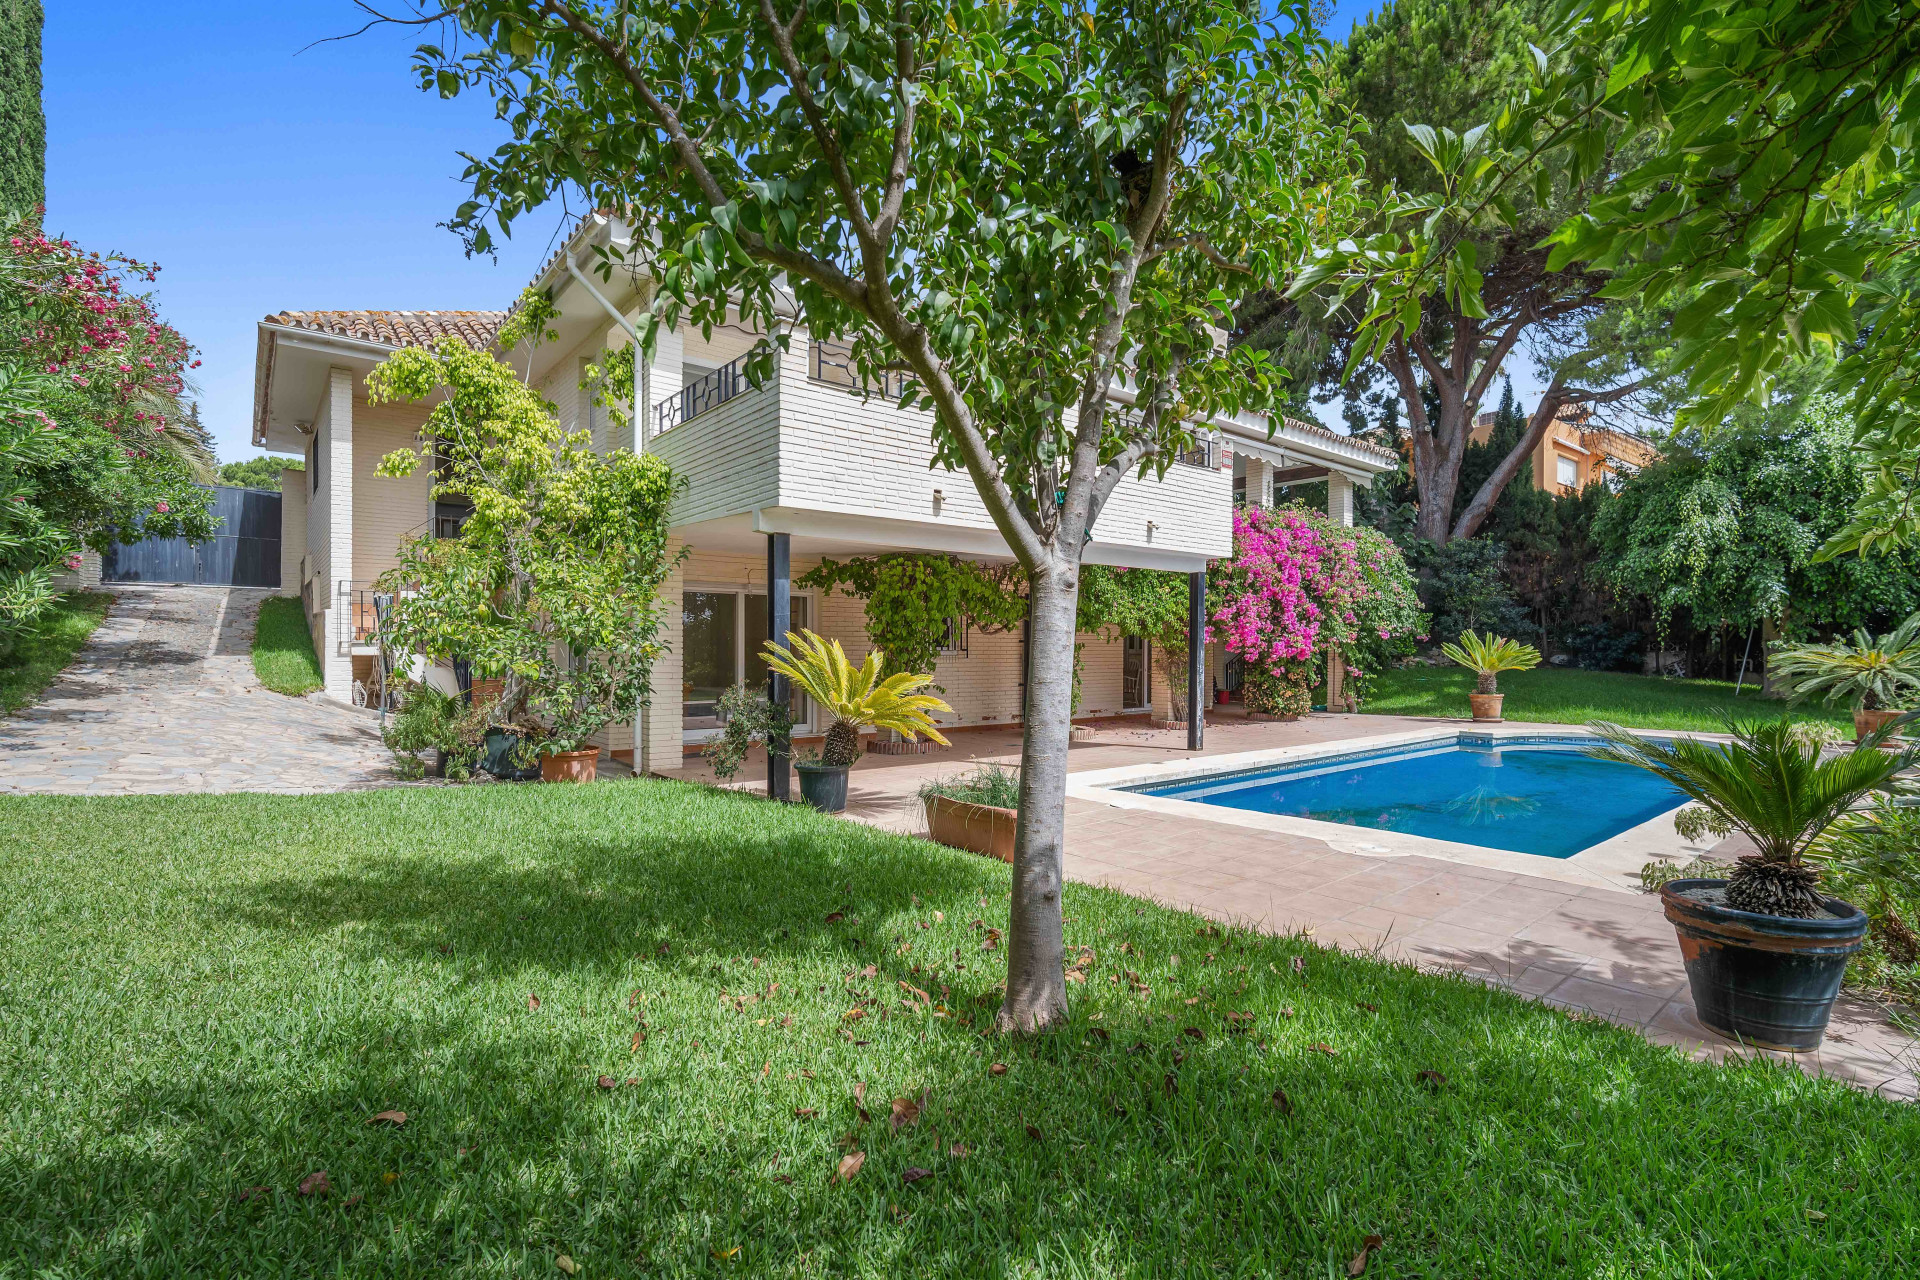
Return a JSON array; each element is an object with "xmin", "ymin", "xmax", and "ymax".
[{"xmin": 1133, "ymin": 739, "xmax": 1685, "ymax": 858}]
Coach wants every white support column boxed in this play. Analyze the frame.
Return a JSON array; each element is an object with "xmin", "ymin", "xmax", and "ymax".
[
  {"xmin": 323, "ymin": 367, "xmax": 355, "ymax": 705},
  {"xmin": 637, "ymin": 538, "xmax": 685, "ymax": 775},
  {"xmin": 1325, "ymin": 470, "xmax": 1354, "ymax": 708},
  {"xmin": 1242, "ymin": 457, "xmax": 1274, "ymax": 508}
]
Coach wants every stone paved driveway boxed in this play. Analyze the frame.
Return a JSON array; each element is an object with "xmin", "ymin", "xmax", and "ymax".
[{"xmin": 0, "ymin": 585, "xmax": 393, "ymax": 795}]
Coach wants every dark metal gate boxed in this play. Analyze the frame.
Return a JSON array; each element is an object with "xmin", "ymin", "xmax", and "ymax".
[{"xmin": 101, "ymin": 484, "xmax": 281, "ymax": 588}]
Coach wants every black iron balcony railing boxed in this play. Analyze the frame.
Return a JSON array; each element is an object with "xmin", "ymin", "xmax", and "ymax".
[
  {"xmin": 654, "ymin": 352, "xmax": 757, "ymax": 436},
  {"xmin": 808, "ymin": 340, "xmax": 913, "ymax": 399},
  {"xmin": 1173, "ymin": 440, "xmax": 1213, "ymax": 469}
]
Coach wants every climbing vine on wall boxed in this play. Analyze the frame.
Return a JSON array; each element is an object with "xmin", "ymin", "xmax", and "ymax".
[{"xmin": 797, "ymin": 554, "xmax": 1029, "ymax": 680}]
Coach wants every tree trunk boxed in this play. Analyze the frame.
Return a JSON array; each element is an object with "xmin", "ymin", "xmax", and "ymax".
[{"xmin": 997, "ymin": 561, "xmax": 1076, "ymax": 1034}]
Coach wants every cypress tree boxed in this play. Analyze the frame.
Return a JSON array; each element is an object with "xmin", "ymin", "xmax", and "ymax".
[{"xmin": 1, "ymin": 0, "xmax": 46, "ymax": 216}]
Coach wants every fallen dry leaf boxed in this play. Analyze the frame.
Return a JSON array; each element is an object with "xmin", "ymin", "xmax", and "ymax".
[
  {"xmin": 1311, "ymin": 1043, "xmax": 1338, "ymax": 1056},
  {"xmin": 794, "ymin": 1107, "xmax": 818, "ymax": 1119},
  {"xmin": 342, "ymin": 1193, "xmax": 364, "ymax": 1208},
  {"xmin": 854, "ymin": 1081, "xmax": 868, "ymax": 1105},
  {"xmin": 933, "ymin": 911, "xmax": 945, "ymax": 923},
  {"xmin": 772, "ymin": 1174, "xmax": 794, "ymax": 1184},
  {"xmin": 632, "ymin": 1031, "xmax": 646, "ymax": 1051},
  {"xmin": 1280, "ymin": 1006, "xmax": 1296, "ymax": 1018},
  {"xmin": 1291, "ymin": 956, "xmax": 1307, "ymax": 975},
  {"xmin": 859, "ymin": 963, "xmax": 878, "ymax": 979},
  {"xmin": 901, "ymin": 1166, "xmax": 934, "ymax": 1184},
  {"xmin": 889, "ymin": 1096, "xmax": 922, "ymax": 1131},
  {"xmin": 236, "ymin": 1185, "xmax": 269, "ymax": 1203},
  {"xmin": 1024, "ymin": 1122, "xmax": 1043, "ymax": 1141},
  {"xmin": 1088, "ymin": 1027, "xmax": 1110, "ymax": 1042},
  {"xmin": 527, "ymin": 993, "xmax": 541, "ymax": 1011},
  {"xmin": 949, "ymin": 1142, "xmax": 970, "ymax": 1158},
  {"xmin": 383, "ymin": 1171, "xmax": 399, "ymax": 1185},
  {"xmin": 989, "ymin": 1062, "xmax": 1008, "ymax": 1076},
  {"xmin": 711, "ymin": 1245, "xmax": 740, "ymax": 1261},
  {"xmin": 843, "ymin": 1008, "xmax": 867, "ymax": 1022},
  {"xmin": 1416, "ymin": 1069, "xmax": 1447, "ymax": 1090},
  {"xmin": 556, "ymin": 1255, "xmax": 579, "ymax": 1276},
  {"xmin": 1182, "ymin": 1026, "xmax": 1205, "ymax": 1041},
  {"xmin": 1271, "ymin": 1087, "xmax": 1294, "ymax": 1115},
  {"xmin": 365, "ymin": 1110, "xmax": 407, "ymax": 1126},
  {"xmin": 1347, "ymin": 1233, "xmax": 1384, "ymax": 1276},
  {"xmin": 836, "ymin": 1150, "xmax": 866, "ymax": 1182},
  {"xmin": 1357, "ymin": 1002, "xmax": 1379, "ymax": 1013},
  {"xmin": 825, "ymin": 911, "xmax": 845, "ymax": 923},
  {"xmin": 298, "ymin": 1170, "xmax": 330, "ymax": 1197},
  {"xmin": 1163, "ymin": 1072, "xmax": 1178, "ymax": 1098}
]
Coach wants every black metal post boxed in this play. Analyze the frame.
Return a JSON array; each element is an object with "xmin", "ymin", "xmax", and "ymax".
[
  {"xmin": 766, "ymin": 532, "xmax": 792, "ymax": 801},
  {"xmin": 1187, "ymin": 570, "xmax": 1206, "ymax": 751}
]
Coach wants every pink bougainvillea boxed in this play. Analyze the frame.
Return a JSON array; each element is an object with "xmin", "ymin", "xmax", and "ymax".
[{"xmin": 1209, "ymin": 505, "xmax": 1425, "ymax": 684}]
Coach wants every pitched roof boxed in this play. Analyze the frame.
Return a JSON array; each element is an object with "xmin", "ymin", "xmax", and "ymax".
[
  {"xmin": 1277, "ymin": 414, "xmax": 1399, "ymax": 465},
  {"xmin": 262, "ymin": 309, "xmax": 508, "ymax": 351}
]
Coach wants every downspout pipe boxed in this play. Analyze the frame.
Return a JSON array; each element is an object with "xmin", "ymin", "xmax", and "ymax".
[{"xmin": 565, "ymin": 257, "xmax": 649, "ymax": 452}]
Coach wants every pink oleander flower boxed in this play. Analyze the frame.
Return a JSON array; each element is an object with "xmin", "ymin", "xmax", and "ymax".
[{"xmin": 154, "ymin": 501, "xmax": 170, "ymax": 514}]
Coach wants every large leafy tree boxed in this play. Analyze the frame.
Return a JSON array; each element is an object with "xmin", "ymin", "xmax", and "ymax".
[
  {"xmin": 1544, "ymin": 0, "xmax": 1920, "ymax": 557},
  {"xmin": 1591, "ymin": 392, "xmax": 1920, "ymax": 642},
  {"xmin": 386, "ymin": 0, "xmax": 1360, "ymax": 1030},
  {"xmin": 0, "ymin": 1, "xmax": 43, "ymax": 216},
  {"xmin": 1279, "ymin": 0, "xmax": 1665, "ymax": 546}
]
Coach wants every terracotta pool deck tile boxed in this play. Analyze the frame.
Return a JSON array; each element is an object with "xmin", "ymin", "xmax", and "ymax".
[
  {"xmin": 1314, "ymin": 867, "xmax": 1443, "ymax": 906},
  {"xmin": 1370, "ymin": 879, "xmax": 1505, "ymax": 918},
  {"xmin": 1400, "ymin": 921, "xmax": 1520, "ymax": 970},
  {"xmin": 1542, "ymin": 976, "xmax": 1676, "ymax": 1026}
]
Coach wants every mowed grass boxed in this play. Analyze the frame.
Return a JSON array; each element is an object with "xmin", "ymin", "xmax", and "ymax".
[
  {"xmin": 1354, "ymin": 664, "xmax": 1855, "ymax": 733},
  {"xmin": 0, "ymin": 591, "xmax": 111, "ymax": 713},
  {"xmin": 251, "ymin": 595, "xmax": 324, "ymax": 695},
  {"xmin": 2, "ymin": 782, "xmax": 1915, "ymax": 1278}
]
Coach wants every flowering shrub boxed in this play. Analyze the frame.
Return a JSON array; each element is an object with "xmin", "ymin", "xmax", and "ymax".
[
  {"xmin": 0, "ymin": 213, "xmax": 217, "ymax": 649},
  {"xmin": 1209, "ymin": 505, "xmax": 1424, "ymax": 703}
]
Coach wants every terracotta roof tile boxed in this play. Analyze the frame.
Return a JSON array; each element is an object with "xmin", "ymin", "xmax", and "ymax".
[
  {"xmin": 1276, "ymin": 414, "xmax": 1398, "ymax": 465},
  {"xmin": 263, "ymin": 309, "xmax": 508, "ymax": 351}
]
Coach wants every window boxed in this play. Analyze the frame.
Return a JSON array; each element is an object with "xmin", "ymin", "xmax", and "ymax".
[
  {"xmin": 682, "ymin": 589, "xmax": 813, "ymax": 736},
  {"xmin": 1555, "ymin": 455, "xmax": 1579, "ymax": 488},
  {"xmin": 938, "ymin": 616, "xmax": 967, "ymax": 655}
]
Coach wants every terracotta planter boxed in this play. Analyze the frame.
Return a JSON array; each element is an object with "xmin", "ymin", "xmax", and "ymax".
[
  {"xmin": 1468, "ymin": 692, "xmax": 1505, "ymax": 722},
  {"xmin": 1854, "ymin": 707, "xmax": 1904, "ymax": 742},
  {"xmin": 540, "ymin": 748, "xmax": 600, "ymax": 783},
  {"xmin": 925, "ymin": 794, "xmax": 1017, "ymax": 863}
]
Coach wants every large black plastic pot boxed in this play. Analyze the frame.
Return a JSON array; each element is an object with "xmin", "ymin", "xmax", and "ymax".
[
  {"xmin": 1661, "ymin": 878, "xmax": 1867, "ymax": 1052},
  {"xmin": 482, "ymin": 729, "xmax": 542, "ymax": 782},
  {"xmin": 794, "ymin": 761, "xmax": 850, "ymax": 813}
]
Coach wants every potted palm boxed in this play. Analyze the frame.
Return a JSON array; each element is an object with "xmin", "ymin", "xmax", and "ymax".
[
  {"xmin": 1439, "ymin": 631, "xmax": 1541, "ymax": 722},
  {"xmin": 1587, "ymin": 716, "xmax": 1920, "ymax": 1050},
  {"xmin": 1768, "ymin": 614, "xmax": 1920, "ymax": 741},
  {"xmin": 760, "ymin": 630, "xmax": 951, "ymax": 813}
]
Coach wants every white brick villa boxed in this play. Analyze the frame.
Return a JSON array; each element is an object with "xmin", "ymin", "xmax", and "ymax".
[{"xmin": 251, "ymin": 214, "xmax": 1395, "ymax": 770}]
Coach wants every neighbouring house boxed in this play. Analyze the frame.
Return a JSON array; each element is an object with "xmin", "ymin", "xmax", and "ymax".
[
  {"xmin": 253, "ymin": 214, "xmax": 1396, "ymax": 768},
  {"xmin": 1472, "ymin": 403, "xmax": 1660, "ymax": 495}
]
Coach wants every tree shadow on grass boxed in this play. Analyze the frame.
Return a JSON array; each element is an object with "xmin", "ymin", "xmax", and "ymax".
[{"xmin": 221, "ymin": 781, "xmax": 1001, "ymax": 985}]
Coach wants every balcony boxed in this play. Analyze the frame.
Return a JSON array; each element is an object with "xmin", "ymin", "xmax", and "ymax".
[
  {"xmin": 808, "ymin": 339, "xmax": 913, "ymax": 399},
  {"xmin": 655, "ymin": 352, "xmax": 758, "ymax": 437}
]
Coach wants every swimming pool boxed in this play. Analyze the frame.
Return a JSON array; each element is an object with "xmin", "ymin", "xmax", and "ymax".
[{"xmin": 1129, "ymin": 737, "xmax": 1686, "ymax": 859}]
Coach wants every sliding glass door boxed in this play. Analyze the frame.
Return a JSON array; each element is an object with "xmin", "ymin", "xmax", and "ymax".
[{"xmin": 682, "ymin": 589, "xmax": 812, "ymax": 737}]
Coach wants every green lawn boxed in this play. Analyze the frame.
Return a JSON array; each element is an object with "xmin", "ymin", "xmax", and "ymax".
[
  {"xmin": 0, "ymin": 591, "xmax": 111, "ymax": 713},
  {"xmin": 1, "ymin": 783, "xmax": 1914, "ymax": 1277},
  {"xmin": 252, "ymin": 595, "xmax": 324, "ymax": 695},
  {"xmin": 1354, "ymin": 664, "xmax": 1855, "ymax": 733}
]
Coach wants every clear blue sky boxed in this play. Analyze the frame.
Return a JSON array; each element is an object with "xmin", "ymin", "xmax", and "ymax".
[{"xmin": 44, "ymin": 2, "xmax": 1395, "ymax": 465}]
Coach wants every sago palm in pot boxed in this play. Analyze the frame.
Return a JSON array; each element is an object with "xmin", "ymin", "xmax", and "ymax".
[
  {"xmin": 760, "ymin": 629, "xmax": 952, "ymax": 767},
  {"xmin": 1587, "ymin": 716, "xmax": 1920, "ymax": 917},
  {"xmin": 1768, "ymin": 613, "xmax": 1920, "ymax": 736}
]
